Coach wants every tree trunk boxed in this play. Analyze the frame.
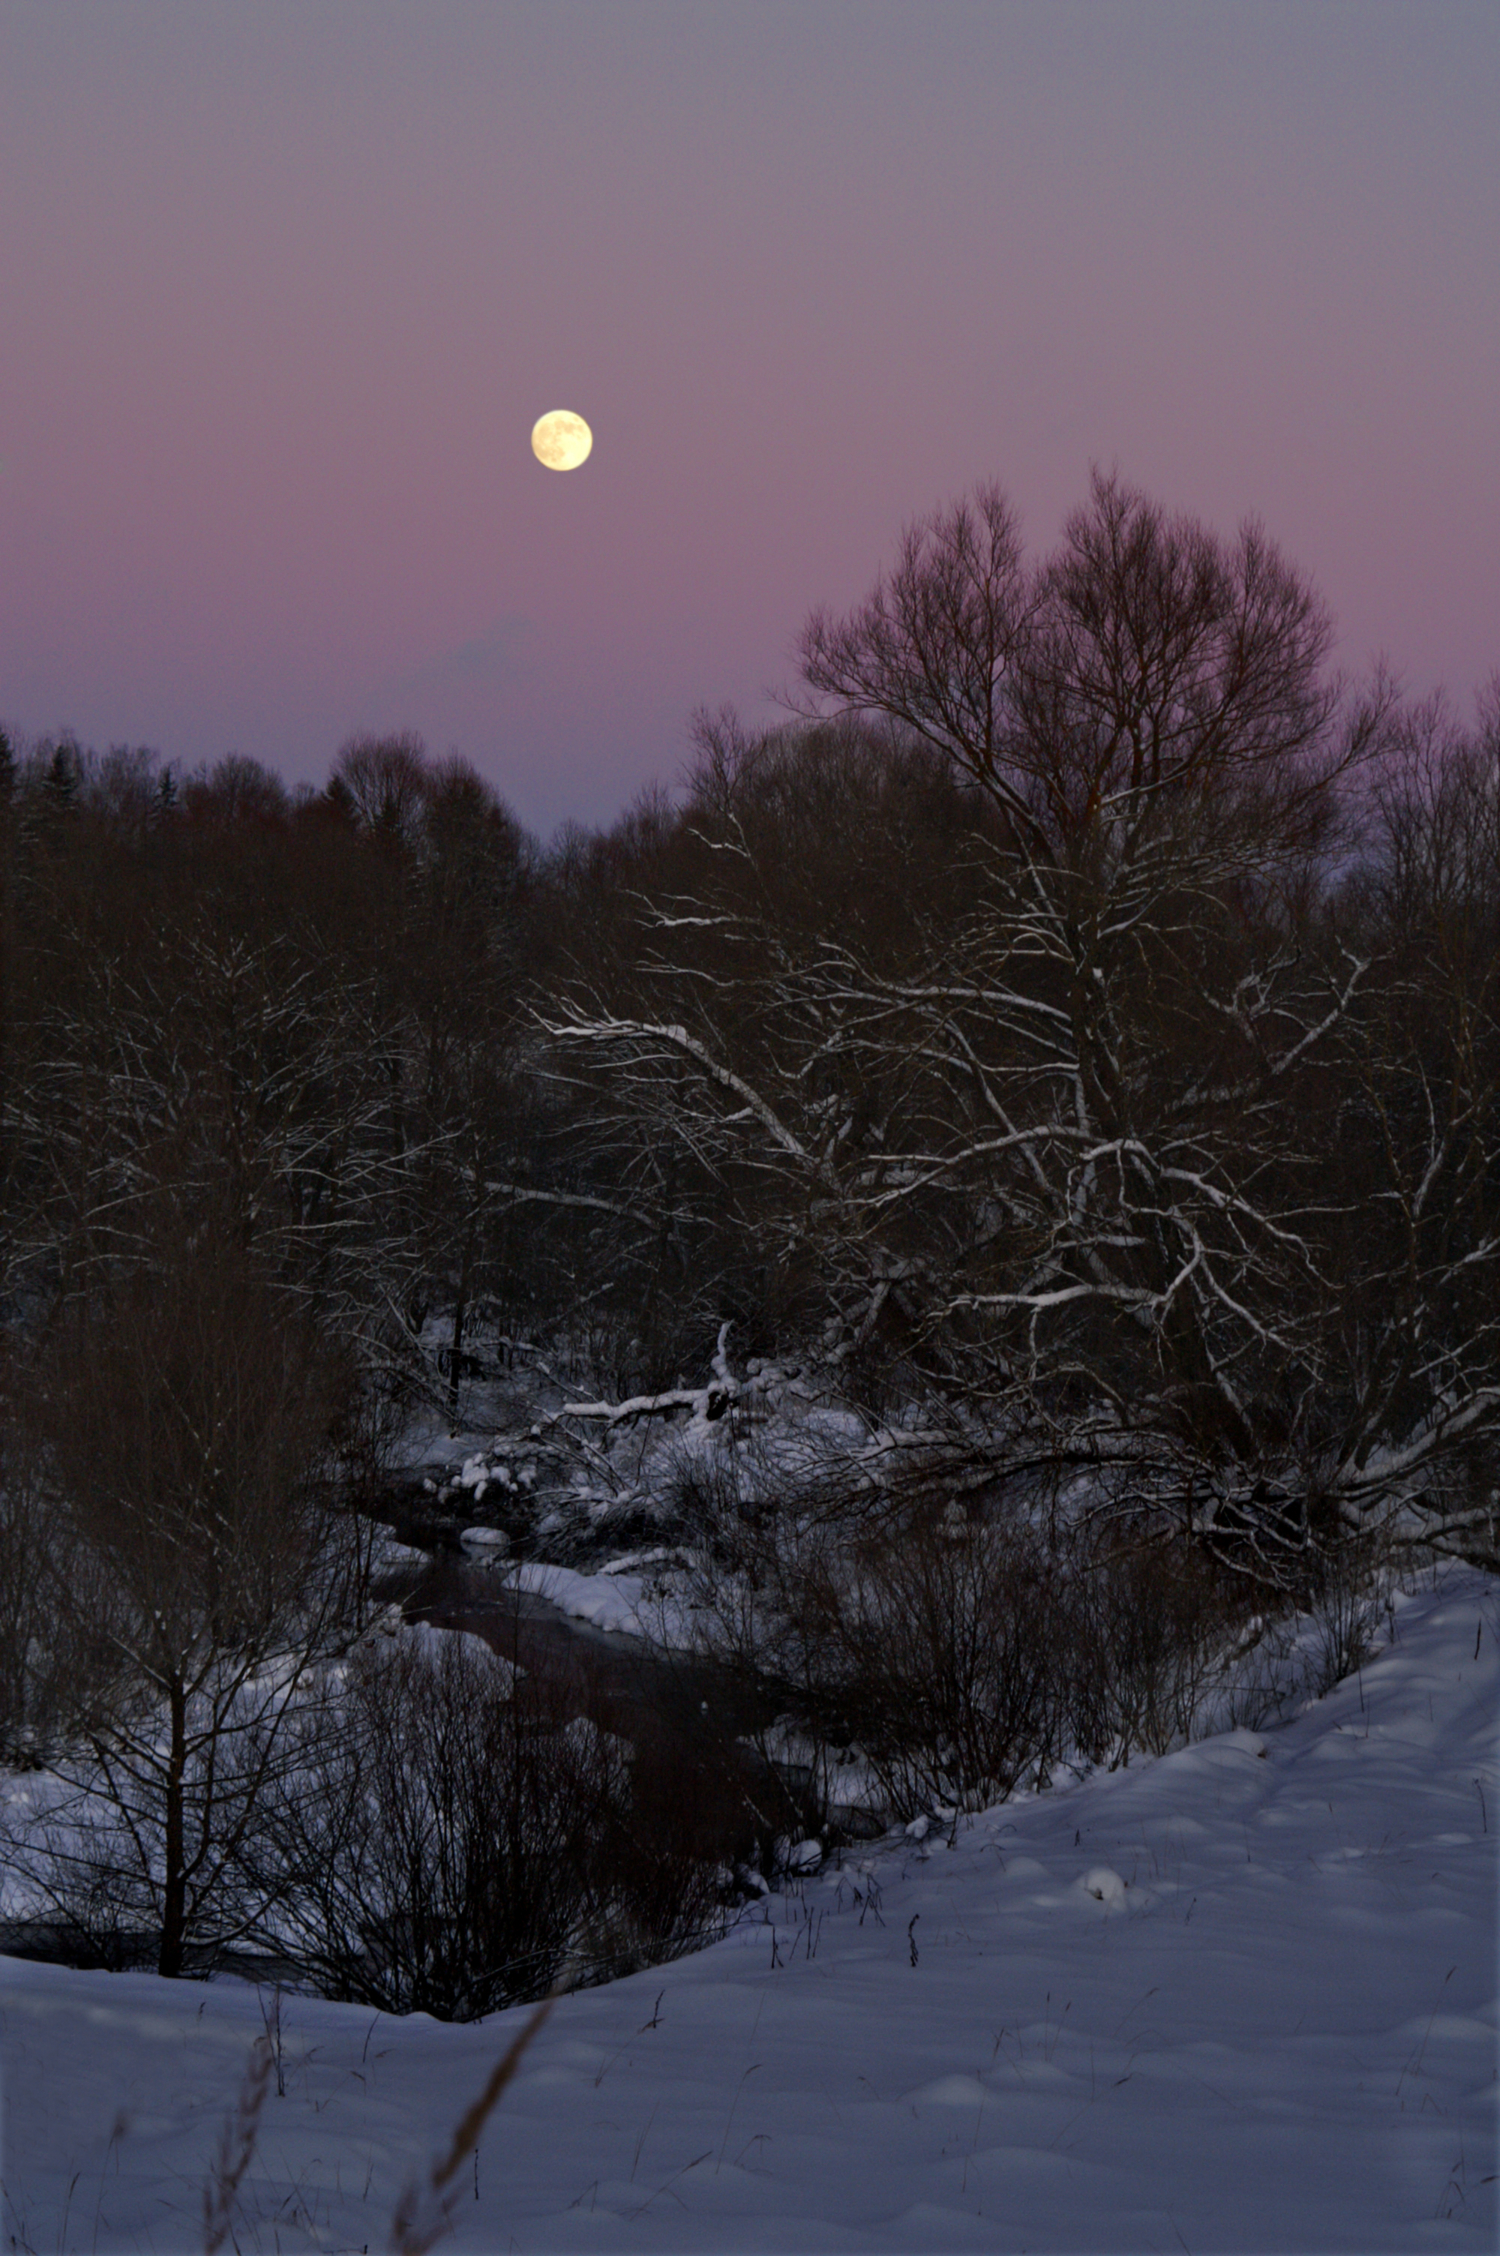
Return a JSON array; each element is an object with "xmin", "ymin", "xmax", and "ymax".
[
  {"xmin": 158, "ymin": 1675, "xmax": 188, "ymax": 1978},
  {"xmin": 448, "ymin": 1218, "xmax": 475, "ymax": 1433}
]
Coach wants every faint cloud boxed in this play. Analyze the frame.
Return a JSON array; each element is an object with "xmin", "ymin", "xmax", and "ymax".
[{"xmin": 383, "ymin": 616, "xmax": 533, "ymax": 700}]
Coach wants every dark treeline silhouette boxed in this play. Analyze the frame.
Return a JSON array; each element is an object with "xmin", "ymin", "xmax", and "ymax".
[
  {"xmin": 4, "ymin": 477, "xmax": 1499, "ymax": 1584},
  {"xmin": 1, "ymin": 471, "xmax": 1497, "ymax": 1990}
]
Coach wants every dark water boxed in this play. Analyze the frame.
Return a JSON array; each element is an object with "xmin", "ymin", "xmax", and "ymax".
[
  {"xmin": 373, "ymin": 1551, "xmax": 840, "ymax": 1857},
  {"xmin": 374, "ymin": 1552, "xmax": 775, "ymax": 1746},
  {"xmin": 368, "ymin": 1481, "xmax": 888, "ymax": 1844}
]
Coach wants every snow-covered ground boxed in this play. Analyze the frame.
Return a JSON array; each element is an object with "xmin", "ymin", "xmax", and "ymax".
[{"xmin": 2, "ymin": 1568, "xmax": 1495, "ymax": 2252}]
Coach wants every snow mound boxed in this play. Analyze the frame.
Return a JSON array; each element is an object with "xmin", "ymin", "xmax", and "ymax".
[
  {"xmin": 458, "ymin": 1523, "xmax": 510, "ymax": 1558},
  {"xmin": 2, "ymin": 1565, "xmax": 1495, "ymax": 2252}
]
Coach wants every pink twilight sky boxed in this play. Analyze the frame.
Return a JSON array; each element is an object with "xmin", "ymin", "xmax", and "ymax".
[{"xmin": 2, "ymin": 1, "xmax": 1496, "ymax": 840}]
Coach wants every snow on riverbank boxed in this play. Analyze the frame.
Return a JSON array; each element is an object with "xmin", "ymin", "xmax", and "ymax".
[
  {"xmin": 512, "ymin": 1557, "xmax": 663, "ymax": 1636},
  {"xmin": 3, "ymin": 1569, "xmax": 1496, "ymax": 2252}
]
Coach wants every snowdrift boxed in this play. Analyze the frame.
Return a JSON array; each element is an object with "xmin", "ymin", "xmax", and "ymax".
[{"xmin": 2, "ymin": 1568, "xmax": 1495, "ymax": 2252}]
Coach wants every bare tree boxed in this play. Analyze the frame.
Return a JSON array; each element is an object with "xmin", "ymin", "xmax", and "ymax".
[
  {"xmin": 797, "ymin": 472, "xmax": 1357, "ymax": 860},
  {"xmin": 1, "ymin": 819, "xmax": 441, "ymax": 1392},
  {"xmin": 7, "ymin": 1227, "xmax": 359, "ymax": 1975},
  {"xmin": 541, "ymin": 474, "xmax": 1433, "ymax": 1582},
  {"xmin": 1303, "ymin": 686, "xmax": 1500, "ymax": 1566},
  {"xmin": 330, "ymin": 731, "xmax": 432, "ymax": 851}
]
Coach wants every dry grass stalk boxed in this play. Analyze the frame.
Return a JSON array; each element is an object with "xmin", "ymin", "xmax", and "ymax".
[
  {"xmin": 203, "ymin": 2032, "xmax": 274, "ymax": 2254},
  {"xmin": 389, "ymin": 1990, "xmax": 558, "ymax": 2254}
]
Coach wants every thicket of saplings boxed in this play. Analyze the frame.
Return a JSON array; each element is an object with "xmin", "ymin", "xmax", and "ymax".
[
  {"xmin": 0, "ymin": 1278, "xmax": 759, "ymax": 2009},
  {"xmin": 1, "ymin": 470, "xmax": 1496, "ymax": 2015},
  {"xmin": 643, "ymin": 1412, "xmax": 1396, "ymax": 1835}
]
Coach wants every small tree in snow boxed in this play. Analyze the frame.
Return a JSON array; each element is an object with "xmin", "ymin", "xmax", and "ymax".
[{"xmin": 10, "ymin": 1222, "xmax": 359, "ymax": 1975}]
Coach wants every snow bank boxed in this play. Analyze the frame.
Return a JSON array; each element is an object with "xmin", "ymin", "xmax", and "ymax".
[
  {"xmin": 511, "ymin": 1558, "xmax": 699, "ymax": 1645},
  {"xmin": 2, "ymin": 1569, "xmax": 1495, "ymax": 2251},
  {"xmin": 512, "ymin": 1559, "xmax": 655, "ymax": 1636}
]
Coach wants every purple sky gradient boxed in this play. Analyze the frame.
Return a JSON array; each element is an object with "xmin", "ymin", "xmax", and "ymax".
[{"xmin": 2, "ymin": 1, "xmax": 1495, "ymax": 839}]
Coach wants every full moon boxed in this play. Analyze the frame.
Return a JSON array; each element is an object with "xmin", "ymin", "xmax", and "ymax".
[{"xmin": 531, "ymin": 410, "xmax": 593, "ymax": 471}]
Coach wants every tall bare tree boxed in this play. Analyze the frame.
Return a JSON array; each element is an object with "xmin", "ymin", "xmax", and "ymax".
[
  {"xmin": 10, "ymin": 1226, "xmax": 359, "ymax": 1976},
  {"xmin": 540, "ymin": 475, "xmax": 1457, "ymax": 1582}
]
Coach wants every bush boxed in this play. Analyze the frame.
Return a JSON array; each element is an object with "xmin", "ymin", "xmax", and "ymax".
[
  {"xmin": 672, "ymin": 1430, "xmax": 1264, "ymax": 1813},
  {"xmin": 682, "ymin": 1465, "xmax": 1068, "ymax": 1820},
  {"xmin": 1062, "ymin": 1531, "xmax": 1243, "ymax": 1766},
  {"xmin": 1299, "ymin": 1538, "xmax": 1390, "ymax": 1698},
  {"xmin": 257, "ymin": 1624, "xmax": 729, "ymax": 2019},
  {"xmin": 807, "ymin": 1506, "xmax": 1066, "ymax": 1816}
]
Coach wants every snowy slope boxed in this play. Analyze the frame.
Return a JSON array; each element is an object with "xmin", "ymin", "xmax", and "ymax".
[{"xmin": 2, "ymin": 1568, "xmax": 1496, "ymax": 2253}]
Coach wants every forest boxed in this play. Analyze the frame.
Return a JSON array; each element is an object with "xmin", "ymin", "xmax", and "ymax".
[{"xmin": 2, "ymin": 472, "xmax": 1497, "ymax": 2014}]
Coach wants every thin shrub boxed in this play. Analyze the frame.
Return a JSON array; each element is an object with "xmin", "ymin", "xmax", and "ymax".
[
  {"xmin": 256, "ymin": 1625, "xmax": 728, "ymax": 2019},
  {"xmin": 679, "ymin": 1486, "xmax": 1068, "ymax": 1822},
  {"xmin": 1300, "ymin": 1536, "xmax": 1390, "ymax": 1697},
  {"xmin": 671, "ymin": 1432, "xmax": 1275, "ymax": 1811},
  {"xmin": 0, "ymin": 1417, "xmax": 90, "ymax": 1765},
  {"xmin": 814, "ymin": 1505, "xmax": 1066, "ymax": 1816},
  {"xmin": 1063, "ymin": 1530, "xmax": 1244, "ymax": 1766}
]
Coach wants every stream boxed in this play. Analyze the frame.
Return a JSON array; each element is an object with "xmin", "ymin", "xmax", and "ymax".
[
  {"xmin": 362, "ymin": 1476, "xmax": 859, "ymax": 1855},
  {"xmin": 372, "ymin": 1550, "xmax": 778, "ymax": 1749}
]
